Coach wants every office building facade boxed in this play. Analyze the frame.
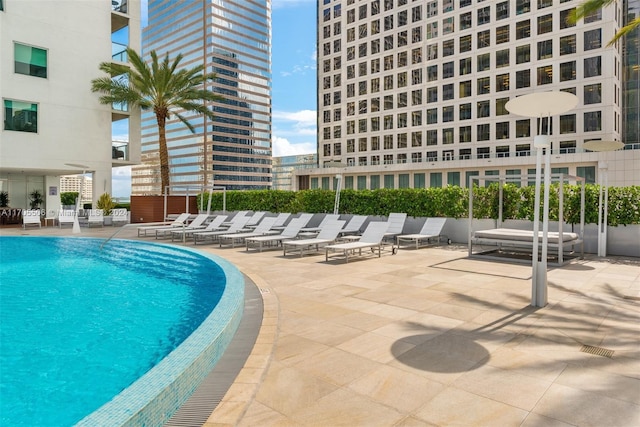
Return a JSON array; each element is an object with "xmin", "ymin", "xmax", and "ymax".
[
  {"xmin": 297, "ymin": 0, "xmax": 640, "ymax": 190},
  {"xmin": 272, "ymin": 154, "xmax": 318, "ymax": 190},
  {"xmin": 0, "ymin": 0, "xmax": 141, "ymax": 212},
  {"xmin": 133, "ymin": 0, "xmax": 272, "ymax": 195}
]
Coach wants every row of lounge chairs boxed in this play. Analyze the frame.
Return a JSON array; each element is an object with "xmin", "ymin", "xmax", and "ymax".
[{"xmin": 136, "ymin": 211, "xmax": 448, "ymax": 263}]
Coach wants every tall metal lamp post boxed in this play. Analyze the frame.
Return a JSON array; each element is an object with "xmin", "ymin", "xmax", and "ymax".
[
  {"xmin": 65, "ymin": 163, "xmax": 90, "ymax": 234},
  {"xmin": 582, "ymin": 140, "xmax": 625, "ymax": 257},
  {"xmin": 505, "ymin": 92, "xmax": 578, "ymax": 308}
]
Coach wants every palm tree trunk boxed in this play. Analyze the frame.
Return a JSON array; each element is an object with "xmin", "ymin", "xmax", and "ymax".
[{"xmin": 156, "ymin": 112, "xmax": 171, "ymax": 195}]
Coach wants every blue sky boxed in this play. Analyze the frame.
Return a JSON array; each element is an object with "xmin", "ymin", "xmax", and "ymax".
[{"xmin": 113, "ymin": 0, "xmax": 317, "ymax": 197}]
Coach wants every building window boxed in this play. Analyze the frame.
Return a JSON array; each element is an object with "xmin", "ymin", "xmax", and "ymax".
[
  {"xmin": 560, "ymin": 34, "xmax": 576, "ymax": 55},
  {"xmin": 370, "ymin": 175, "xmax": 380, "ymax": 190},
  {"xmin": 537, "ymin": 14, "xmax": 552, "ymax": 34},
  {"xmin": 427, "ymin": 130, "xmax": 438, "ymax": 146},
  {"xmin": 560, "ymin": 61, "xmax": 576, "ymax": 81},
  {"xmin": 584, "ymin": 111, "xmax": 602, "ymax": 131},
  {"xmin": 478, "ymin": 6, "xmax": 490, "ymax": 25},
  {"xmin": 460, "ymin": 103, "xmax": 472, "ymax": 120},
  {"xmin": 496, "ymin": 49, "xmax": 509, "ymax": 68},
  {"xmin": 496, "ymin": 26, "xmax": 510, "ymax": 44},
  {"xmin": 443, "ymin": 61, "xmax": 454, "ymax": 78},
  {"xmin": 459, "ymin": 125, "xmax": 472, "ymax": 142},
  {"xmin": 414, "ymin": 173, "xmax": 426, "ymax": 188},
  {"xmin": 538, "ymin": 40, "xmax": 553, "ymax": 60},
  {"xmin": 399, "ymin": 174, "xmax": 410, "ymax": 188},
  {"xmin": 560, "ymin": 114, "xmax": 576, "ymax": 133},
  {"xmin": 496, "ymin": 97, "xmax": 509, "ymax": 115},
  {"xmin": 477, "ymin": 100, "xmax": 490, "ymax": 118},
  {"xmin": 427, "ymin": 108, "xmax": 438, "ymax": 124},
  {"xmin": 516, "ymin": 45, "xmax": 530, "ymax": 64},
  {"xmin": 311, "ymin": 177, "xmax": 319, "ymax": 189},
  {"xmin": 459, "ymin": 81, "xmax": 472, "ymax": 98},
  {"xmin": 430, "ymin": 172, "xmax": 442, "ymax": 188},
  {"xmin": 584, "ymin": 29, "xmax": 602, "ymax": 51},
  {"xmin": 443, "ymin": 84, "xmax": 454, "ymax": 100},
  {"xmin": 560, "ymin": 8, "xmax": 576, "ymax": 29},
  {"xmin": 499, "ymin": 147, "xmax": 512, "ymax": 159},
  {"xmin": 516, "ymin": 69, "xmax": 530, "ymax": 88},
  {"xmin": 560, "ymin": 141, "xmax": 576, "ymax": 154},
  {"xmin": 576, "ymin": 166, "xmax": 596, "ymax": 184},
  {"xmin": 516, "ymin": 20, "xmax": 530, "ymax": 39},
  {"xmin": 496, "ymin": 122, "xmax": 509, "ymax": 139},
  {"xmin": 460, "ymin": 12, "xmax": 472, "ymax": 30},
  {"xmin": 584, "ymin": 83, "xmax": 601, "ymax": 104},
  {"xmin": 537, "ymin": 65, "xmax": 553, "ymax": 85},
  {"xmin": 477, "ymin": 123, "xmax": 490, "ymax": 141},
  {"xmin": 496, "ymin": 73, "xmax": 509, "ymax": 91},
  {"xmin": 443, "ymin": 106, "xmax": 454, "ymax": 122},
  {"xmin": 459, "ymin": 57, "xmax": 472, "ymax": 76},
  {"xmin": 3, "ymin": 99, "xmax": 38, "ymax": 132},
  {"xmin": 477, "ymin": 77, "xmax": 490, "ymax": 94},
  {"xmin": 14, "ymin": 43, "xmax": 48, "ymax": 78},
  {"xmin": 477, "ymin": 53, "xmax": 490, "ymax": 71},
  {"xmin": 538, "ymin": 0, "xmax": 552, "ymax": 9},
  {"xmin": 584, "ymin": 56, "xmax": 602, "ymax": 78},
  {"xmin": 516, "ymin": 0, "xmax": 530, "ymax": 15},
  {"xmin": 448, "ymin": 171, "xmax": 460, "ymax": 186},
  {"xmin": 516, "ymin": 119, "xmax": 530, "ymax": 137},
  {"xmin": 357, "ymin": 175, "xmax": 366, "ymax": 190},
  {"xmin": 516, "ymin": 144, "xmax": 531, "ymax": 156},
  {"xmin": 478, "ymin": 30, "xmax": 491, "ymax": 49},
  {"xmin": 496, "ymin": 1, "xmax": 510, "ymax": 20}
]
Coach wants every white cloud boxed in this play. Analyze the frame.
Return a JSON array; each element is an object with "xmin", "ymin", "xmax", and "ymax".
[
  {"xmin": 273, "ymin": 109, "xmax": 316, "ymax": 127},
  {"xmin": 272, "ymin": 136, "xmax": 316, "ymax": 157}
]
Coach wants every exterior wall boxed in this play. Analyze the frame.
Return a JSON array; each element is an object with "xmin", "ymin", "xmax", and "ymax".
[
  {"xmin": 0, "ymin": 0, "xmax": 141, "ymax": 209},
  {"xmin": 309, "ymin": 0, "xmax": 638, "ymax": 190},
  {"xmin": 133, "ymin": 0, "xmax": 272, "ymax": 195}
]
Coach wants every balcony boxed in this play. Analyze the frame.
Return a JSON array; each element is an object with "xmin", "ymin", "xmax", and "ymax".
[
  {"xmin": 111, "ymin": 1, "xmax": 129, "ymax": 32},
  {"xmin": 112, "ymin": 42, "xmax": 128, "ymax": 62},
  {"xmin": 112, "ymin": 142, "xmax": 129, "ymax": 162}
]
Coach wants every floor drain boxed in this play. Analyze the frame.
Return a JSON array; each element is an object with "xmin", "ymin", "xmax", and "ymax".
[{"xmin": 580, "ymin": 345, "xmax": 614, "ymax": 358}]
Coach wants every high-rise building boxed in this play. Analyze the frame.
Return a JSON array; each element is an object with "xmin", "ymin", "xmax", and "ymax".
[
  {"xmin": 298, "ymin": 0, "xmax": 639, "ymax": 191},
  {"xmin": 0, "ymin": 0, "xmax": 141, "ymax": 212},
  {"xmin": 272, "ymin": 154, "xmax": 318, "ymax": 190},
  {"xmin": 133, "ymin": 0, "xmax": 272, "ymax": 195}
]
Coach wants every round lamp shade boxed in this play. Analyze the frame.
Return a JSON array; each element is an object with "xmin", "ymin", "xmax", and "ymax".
[
  {"xmin": 583, "ymin": 140, "xmax": 625, "ymax": 152},
  {"xmin": 505, "ymin": 92, "xmax": 579, "ymax": 118}
]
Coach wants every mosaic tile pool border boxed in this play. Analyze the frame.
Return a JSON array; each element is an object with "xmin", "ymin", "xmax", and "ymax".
[{"xmin": 76, "ymin": 239, "xmax": 245, "ymax": 427}]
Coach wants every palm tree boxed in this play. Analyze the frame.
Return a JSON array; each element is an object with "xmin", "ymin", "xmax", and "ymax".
[
  {"xmin": 570, "ymin": 0, "xmax": 640, "ymax": 46},
  {"xmin": 91, "ymin": 48, "xmax": 222, "ymax": 193}
]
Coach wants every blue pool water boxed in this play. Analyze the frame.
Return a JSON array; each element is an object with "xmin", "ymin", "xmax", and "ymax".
[{"xmin": 0, "ymin": 236, "xmax": 227, "ymax": 426}]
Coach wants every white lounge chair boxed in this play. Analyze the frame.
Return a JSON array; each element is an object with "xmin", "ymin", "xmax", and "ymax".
[
  {"xmin": 396, "ymin": 217, "xmax": 447, "ymax": 249},
  {"xmin": 283, "ymin": 219, "xmax": 346, "ymax": 257},
  {"xmin": 87, "ymin": 209, "xmax": 104, "ymax": 227},
  {"xmin": 58, "ymin": 210, "xmax": 76, "ymax": 228},
  {"xmin": 170, "ymin": 214, "xmax": 228, "ymax": 241},
  {"xmin": 298, "ymin": 213, "xmax": 341, "ymax": 237},
  {"xmin": 245, "ymin": 214, "xmax": 313, "ymax": 252},
  {"xmin": 193, "ymin": 215, "xmax": 252, "ymax": 245},
  {"xmin": 155, "ymin": 213, "xmax": 210, "ymax": 239},
  {"xmin": 325, "ymin": 221, "xmax": 389, "ymax": 263},
  {"xmin": 112, "ymin": 208, "xmax": 129, "ymax": 226},
  {"xmin": 218, "ymin": 216, "xmax": 279, "ymax": 248},
  {"xmin": 383, "ymin": 212, "xmax": 407, "ymax": 241},
  {"xmin": 22, "ymin": 209, "xmax": 42, "ymax": 228},
  {"xmin": 137, "ymin": 213, "xmax": 191, "ymax": 237},
  {"xmin": 338, "ymin": 215, "xmax": 368, "ymax": 236}
]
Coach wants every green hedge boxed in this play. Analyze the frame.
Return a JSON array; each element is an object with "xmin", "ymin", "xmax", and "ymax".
[{"xmin": 196, "ymin": 185, "xmax": 640, "ymax": 226}]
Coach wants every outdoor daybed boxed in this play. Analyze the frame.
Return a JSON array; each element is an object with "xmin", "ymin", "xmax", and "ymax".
[{"xmin": 470, "ymin": 227, "xmax": 583, "ymax": 266}]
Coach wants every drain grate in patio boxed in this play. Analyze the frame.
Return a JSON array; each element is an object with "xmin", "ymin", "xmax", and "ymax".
[{"xmin": 580, "ymin": 345, "xmax": 614, "ymax": 358}]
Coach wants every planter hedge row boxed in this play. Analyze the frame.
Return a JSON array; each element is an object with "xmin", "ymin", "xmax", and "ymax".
[{"xmin": 196, "ymin": 185, "xmax": 640, "ymax": 226}]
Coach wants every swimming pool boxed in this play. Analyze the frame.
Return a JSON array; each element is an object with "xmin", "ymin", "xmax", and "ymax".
[{"xmin": 0, "ymin": 236, "xmax": 245, "ymax": 426}]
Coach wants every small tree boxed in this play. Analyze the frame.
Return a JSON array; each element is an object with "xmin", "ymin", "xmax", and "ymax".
[
  {"xmin": 91, "ymin": 48, "xmax": 223, "ymax": 194},
  {"xmin": 96, "ymin": 193, "xmax": 116, "ymax": 216},
  {"xmin": 0, "ymin": 191, "xmax": 9, "ymax": 208},
  {"xmin": 29, "ymin": 189, "xmax": 44, "ymax": 209},
  {"xmin": 60, "ymin": 192, "xmax": 78, "ymax": 207}
]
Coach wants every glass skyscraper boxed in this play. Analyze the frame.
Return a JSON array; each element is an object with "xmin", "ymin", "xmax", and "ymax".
[{"xmin": 133, "ymin": 0, "xmax": 272, "ymax": 194}]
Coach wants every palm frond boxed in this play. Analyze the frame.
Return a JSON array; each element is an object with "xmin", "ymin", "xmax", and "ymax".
[{"xmin": 607, "ymin": 16, "xmax": 640, "ymax": 46}]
